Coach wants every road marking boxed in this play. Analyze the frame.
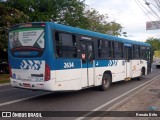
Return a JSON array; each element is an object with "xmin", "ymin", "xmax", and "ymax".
[
  {"xmin": 76, "ymin": 74, "xmax": 160, "ymax": 120},
  {"xmin": 0, "ymin": 92, "xmax": 50, "ymax": 107},
  {"xmin": 0, "ymin": 74, "xmax": 159, "ymax": 113},
  {"xmin": 0, "ymin": 88, "xmax": 15, "ymax": 92}
]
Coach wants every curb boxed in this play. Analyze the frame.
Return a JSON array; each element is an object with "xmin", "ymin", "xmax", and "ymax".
[
  {"xmin": 107, "ymin": 76, "xmax": 160, "ymax": 111},
  {"xmin": 0, "ymin": 83, "xmax": 10, "ymax": 87},
  {"xmin": 76, "ymin": 75, "xmax": 160, "ymax": 120}
]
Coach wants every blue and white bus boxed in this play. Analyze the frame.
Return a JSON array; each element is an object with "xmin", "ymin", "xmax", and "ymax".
[{"xmin": 8, "ymin": 22, "xmax": 152, "ymax": 91}]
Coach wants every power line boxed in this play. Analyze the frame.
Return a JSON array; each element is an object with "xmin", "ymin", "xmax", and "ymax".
[
  {"xmin": 135, "ymin": 0, "xmax": 153, "ymax": 20},
  {"xmin": 153, "ymin": 2, "xmax": 160, "ymax": 11},
  {"xmin": 146, "ymin": 3, "xmax": 160, "ymax": 19},
  {"xmin": 138, "ymin": 0, "xmax": 160, "ymax": 19},
  {"xmin": 146, "ymin": 0, "xmax": 160, "ymax": 11},
  {"xmin": 154, "ymin": 0, "xmax": 160, "ymax": 11},
  {"xmin": 136, "ymin": 0, "xmax": 160, "ymax": 19}
]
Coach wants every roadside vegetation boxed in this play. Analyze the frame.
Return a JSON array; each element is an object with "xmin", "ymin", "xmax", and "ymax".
[
  {"xmin": 0, "ymin": 0, "xmax": 126, "ymax": 51},
  {"xmin": 0, "ymin": 0, "xmax": 159, "ymax": 54},
  {"xmin": 0, "ymin": 74, "xmax": 10, "ymax": 84}
]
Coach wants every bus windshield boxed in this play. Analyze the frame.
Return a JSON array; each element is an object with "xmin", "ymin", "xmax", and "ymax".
[{"xmin": 9, "ymin": 28, "xmax": 45, "ymax": 57}]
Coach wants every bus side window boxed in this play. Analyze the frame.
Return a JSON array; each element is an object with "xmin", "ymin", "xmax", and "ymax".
[
  {"xmin": 140, "ymin": 46, "xmax": 145, "ymax": 59},
  {"xmin": 108, "ymin": 41, "xmax": 112, "ymax": 58},
  {"xmin": 54, "ymin": 32, "xmax": 77, "ymax": 58},
  {"xmin": 55, "ymin": 32, "xmax": 63, "ymax": 57},
  {"xmin": 115, "ymin": 42, "xmax": 123, "ymax": 59},
  {"xmin": 112, "ymin": 42, "xmax": 115, "ymax": 58},
  {"xmin": 140, "ymin": 46, "xmax": 150, "ymax": 60},
  {"xmin": 133, "ymin": 45, "xmax": 140, "ymax": 59},
  {"xmin": 97, "ymin": 39, "xmax": 109, "ymax": 59},
  {"xmin": 120, "ymin": 43, "xmax": 124, "ymax": 58}
]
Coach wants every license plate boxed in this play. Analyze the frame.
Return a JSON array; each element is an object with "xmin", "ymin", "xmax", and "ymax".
[{"xmin": 23, "ymin": 83, "xmax": 31, "ymax": 88}]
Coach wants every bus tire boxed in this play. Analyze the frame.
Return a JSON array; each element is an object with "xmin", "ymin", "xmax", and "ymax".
[
  {"xmin": 137, "ymin": 70, "xmax": 143, "ymax": 81},
  {"xmin": 100, "ymin": 73, "xmax": 111, "ymax": 91},
  {"xmin": 156, "ymin": 65, "xmax": 160, "ymax": 69}
]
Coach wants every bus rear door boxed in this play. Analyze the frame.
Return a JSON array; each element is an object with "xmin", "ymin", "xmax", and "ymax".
[
  {"xmin": 80, "ymin": 41, "xmax": 94, "ymax": 87},
  {"xmin": 124, "ymin": 44, "xmax": 132, "ymax": 80}
]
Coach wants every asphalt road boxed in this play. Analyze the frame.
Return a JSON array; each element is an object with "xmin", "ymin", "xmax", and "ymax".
[{"xmin": 0, "ymin": 68, "xmax": 160, "ymax": 120}]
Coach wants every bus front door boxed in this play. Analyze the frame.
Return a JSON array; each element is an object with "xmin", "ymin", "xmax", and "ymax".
[
  {"xmin": 80, "ymin": 41, "xmax": 94, "ymax": 87},
  {"xmin": 124, "ymin": 46, "xmax": 132, "ymax": 79}
]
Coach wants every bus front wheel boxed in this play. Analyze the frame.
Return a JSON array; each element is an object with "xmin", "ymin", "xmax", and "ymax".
[{"xmin": 100, "ymin": 73, "xmax": 111, "ymax": 91}]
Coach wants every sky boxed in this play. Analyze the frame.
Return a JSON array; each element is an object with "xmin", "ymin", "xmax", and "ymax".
[{"xmin": 84, "ymin": 0, "xmax": 160, "ymax": 42}]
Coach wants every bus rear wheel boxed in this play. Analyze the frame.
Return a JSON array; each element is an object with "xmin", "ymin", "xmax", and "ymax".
[
  {"xmin": 137, "ymin": 70, "xmax": 143, "ymax": 81},
  {"xmin": 100, "ymin": 73, "xmax": 111, "ymax": 91}
]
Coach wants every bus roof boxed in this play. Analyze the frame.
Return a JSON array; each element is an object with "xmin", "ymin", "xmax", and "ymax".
[
  {"xmin": 11, "ymin": 22, "xmax": 150, "ymax": 47},
  {"xmin": 50, "ymin": 22, "xmax": 150, "ymax": 47}
]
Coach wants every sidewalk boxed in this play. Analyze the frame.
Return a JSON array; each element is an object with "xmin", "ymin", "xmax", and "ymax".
[
  {"xmin": 93, "ymin": 77, "xmax": 160, "ymax": 120},
  {"xmin": 0, "ymin": 83, "xmax": 10, "ymax": 86}
]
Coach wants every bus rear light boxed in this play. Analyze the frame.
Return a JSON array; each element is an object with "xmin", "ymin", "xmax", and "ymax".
[
  {"xmin": 9, "ymin": 64, "xmax": 12, "ymax": 78},
  {"xmin": 41, "ymin": 23, "xmax": 45, "ymax": 27},
  {"xmin": 45, "ymin": 64, "xmax": 50, "ymax": 81}
]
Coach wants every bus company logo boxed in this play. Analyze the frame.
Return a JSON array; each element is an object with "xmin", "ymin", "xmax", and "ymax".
[
  {"xmin": 20, "ymin": 60, "xmax": 42, "ymax": 70},
  {"xmin": 1, "ymin": 112, "xmax": 42, "ymax": 118},
  {"xmin": 108, "ymin": 60, "xmax": 118, "ymax": 66},
  {"xmin": 2, "ymin": 112, "xmax": 11, "ymax": 117}
]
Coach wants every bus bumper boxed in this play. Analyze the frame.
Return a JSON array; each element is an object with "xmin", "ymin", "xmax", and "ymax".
[
  {"xmin": 10, "ymin": 78, "xmax": 81, "ymax": 91},
  {"xmin": 10, "ymin": 78, "xmax": 56, "ymax": 91}
]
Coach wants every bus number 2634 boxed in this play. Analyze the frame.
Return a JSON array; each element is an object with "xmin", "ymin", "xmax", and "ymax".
[{"xmin": 64, "ymin": 62, "xmax": 74, "ymax": 68}]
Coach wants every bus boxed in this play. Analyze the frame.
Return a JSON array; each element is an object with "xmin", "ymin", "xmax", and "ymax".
[{"xmin": 8, "ymin": 22, "xmax": 152, "ymax": 91}]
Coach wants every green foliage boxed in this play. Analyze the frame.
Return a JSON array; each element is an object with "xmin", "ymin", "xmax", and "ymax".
[
  {"xmin": 0, "ymin": 0, "xmax": 125, "ymax": 50},
  {"xmin": 0, "ymin": 3, "xmax": 28, "ymax": 50},
  {"xmin": 146, "ymin": 38, "xmax": 160, "ymax": 51},
  {"xmin": 6, "ymin": 0, "xmax": 88, "ymax": 28},
  {"xmin": 0, "ymin": 74, "xmax": 10, "ymax": 83},
  {"xmin": 84, "ymin": 8, "xmax": 123, "ymax": 36}
]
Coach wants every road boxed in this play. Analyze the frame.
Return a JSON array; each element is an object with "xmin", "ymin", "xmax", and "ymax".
[{"xmin": 0, "ymin": 68, "xmax": 160, "ymax": 120}]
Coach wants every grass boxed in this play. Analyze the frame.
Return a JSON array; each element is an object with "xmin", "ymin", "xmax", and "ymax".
[{"xmin": 0, "ymin": 74, "xmax": 10, "ymax": 84}]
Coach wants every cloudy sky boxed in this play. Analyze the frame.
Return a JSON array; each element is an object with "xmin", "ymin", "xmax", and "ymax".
[{"xmin": 85, "ymin": 0, "xmax": 160, "ymax": 42}]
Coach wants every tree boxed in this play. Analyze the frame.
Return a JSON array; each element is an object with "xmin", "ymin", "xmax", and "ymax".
[
  {"xmin": 0, "ymin": 0, "xmax": 125, "ymax": 50},
  {"xmin": 5, "ymin": 0, "xmax": 88, "ymax": 28},
  {"xmin": 6, "ymin": 0, "xmax": 124, "ymax": 35},
  {"xmin": 146, "ymin": 37, "xmax": 160, "ymax": 51},
  {"xmin": 84, "ymin": 8, "xmax": 125, "ymax": 36},
  {"xmin": 1, "ymin": 0, "xmax": 88, "ymax": 50},
  {"xmin": 0, "ymin": 3, "xmax": 28, "ymax": 50}
]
